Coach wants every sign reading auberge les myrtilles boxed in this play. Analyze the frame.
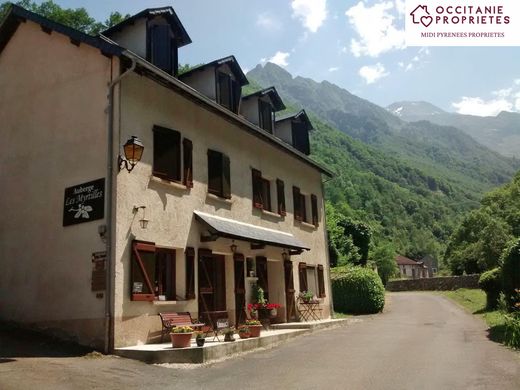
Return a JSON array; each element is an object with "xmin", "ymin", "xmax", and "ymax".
[{"xmin": 63, "ymin": 178, "xmax": 105, "ymax": 226}]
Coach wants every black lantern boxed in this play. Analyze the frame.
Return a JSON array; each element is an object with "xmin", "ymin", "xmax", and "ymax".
[{"xmin": 119, "ymin": 136, "xmax": 144, "ymax": 172}]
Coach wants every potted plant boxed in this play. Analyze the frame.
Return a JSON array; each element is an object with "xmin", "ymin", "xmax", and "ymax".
[
  {"xmin": 170, "ymin": 326, "xmax": 194, "ymax": 348},
  {"xmin": 299, "ymin": 291, "xmax": 314, "ymax": 303},
  {"xmin": 223, "ymin": 327, "xmax": 235, "ymax": 342},
  {"xmin": 195, "ymin": 331, "xmax": 205, "ymax": 347},
  {"xmin": 238, "ymin": 326, "xmax": 251, "ymax": 339},
  {"xmin": 245, "ymin": 319, "xmax": 262, "ymax": 337},
  {"xmin": 265, "ymin": 303, "xmax": 281, "ymax": 318}
]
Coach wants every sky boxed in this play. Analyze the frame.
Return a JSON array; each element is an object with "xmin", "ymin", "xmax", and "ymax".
[{"xmin": 29, "ymin": 0, "xmax": 520, "ymax": 116}]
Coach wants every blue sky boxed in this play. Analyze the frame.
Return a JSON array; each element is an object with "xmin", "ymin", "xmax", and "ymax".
[{"xmin": 31, "ymin": 1, "xmax": 520, "ymax": 116}]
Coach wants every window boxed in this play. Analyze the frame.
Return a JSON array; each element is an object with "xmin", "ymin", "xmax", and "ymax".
[
  {"xmin": 293, "ymin": 186, "xmax": 302, "ymax": 221},
  {"xmin": 300, "ymin": 193, "xmax": 308, "ymax": 223},
  {"xmin": 317, "ymin": 264, "xmax": 326, "ymax": 298},
  {"xmin": 276, "ymin": 179, "xmax": 286, "ymax": 216},
  {"xmin": 306, "ymin": 266, "xmax": 317, "ymax": 297},
  {"xmin": 311, "ymin": 194, "xmax": 319, "ymax": 227},
  {"xmin": 131, "ymin": 241, "xmax": 176, "ymax": 301},
  {"xmin": 217, "ymin": 71, "xmax": 240, "ymax": 113},
  {"xmin": 207, "ymin": 149, "xmax": 231, "ymax": 198},
  {"xmin": 292, "ymin": 121, "xmax": 310, "ymax": 155},
  {"xmin": 260, "ymin": 178, "xmax": 271, "ymax": 212},
  {"xmin": 185, "ymin": 247, "xmax": 195, "ymax": 299},
  {"xmin": 258, "ymin": 100, "xmax": 273, "ymax": 133},
  {"xmin": 153, "ymin": 126, "xmax": 193, "ymax": 186},
  {"xmin": 147, "ymin": 24, "xmax": 178, "ymax": 75},
  {"xmin": 298, "ymin": 262, "xmax": 308, "ymax": 292}
]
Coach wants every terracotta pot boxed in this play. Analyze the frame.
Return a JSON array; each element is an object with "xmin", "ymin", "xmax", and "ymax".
[
  {"xmin": 170, "ymin": 332, "xmax": 193, "ymax": 348},
  {"xmin": 248, "ymin": 325, "xmax": 262, "ymax": 338},
  {"xmin": 238, "ymin": 332, "xmax": 250, "ymax": 339}
]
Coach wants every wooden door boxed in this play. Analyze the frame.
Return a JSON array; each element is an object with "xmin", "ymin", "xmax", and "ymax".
[
  {"xmin": 198, "ymin": 251, "xmax": 226, "ymax": 326},
  {"xmin": 284, "ymin": 260, "xmax": 296, "ymax": 322},
  {"xmin": 234, "ymin": 254, "xmax": 245, "ymax": 325},
  {"xmin": 256, "ymin": 256, "xmax": 269, "ymax": 301}
]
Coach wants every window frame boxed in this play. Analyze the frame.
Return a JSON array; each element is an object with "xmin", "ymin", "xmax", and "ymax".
[
  {"xmin": 153, "ymin": 126, "xmax": 181, "ymax": 182},
  {"xmin": 216, "ymin": 70, "xmax": 240, "ymax": 113},
  {"xmin": 130, "ymin": 241, "xmax": 177, "ymax": 302},
  {"xmin": 276, "ymin": 179, "xmax": 286, "ymax": 216},
  {"xmin": 260, "ymin": 177, "xmax": 272, "ymax": 212},
  {"xmin": 258, "ymin": 99, "xmax": 274, "ymax": 133}
]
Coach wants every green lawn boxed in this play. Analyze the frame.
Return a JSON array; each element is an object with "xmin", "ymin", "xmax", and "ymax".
[{"xmin": 440, "ymin": 289, "xmax": 507, "ymax": 345}]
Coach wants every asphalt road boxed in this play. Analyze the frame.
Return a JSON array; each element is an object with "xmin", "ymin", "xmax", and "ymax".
[{"xmin": 1, "ymin": 292, "xmax": 519, "ymax": 390}]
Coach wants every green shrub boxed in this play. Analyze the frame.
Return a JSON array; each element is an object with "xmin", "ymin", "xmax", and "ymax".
[
  {"xmin": 501, "ymin": 238, "xmax": 520, "ymax": 311},
  {"xmin": 478, "ymin": 267, "xmax": 502, "ymax": 309},
  {"xmin": 504, "ymin": 314, "xmax": 520, "ymax": 349},
  {"xmin": 331, "ymin": 266, "xmax": 385, "ymax": 314}
]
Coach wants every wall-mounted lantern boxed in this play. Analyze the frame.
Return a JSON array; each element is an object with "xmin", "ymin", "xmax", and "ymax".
[
  {"xmin": 133, "ymin": 205, "xmax": 149, "ymax": 229},
  {"xmin": 230, "ymin": 241, "xmax": 238, "ymax": 254},
  {"xmin": 282, "ymin": 250, "xmax": 290, "ymax": 261},
  {"xmin": 119, "ymin": 136, "xmax": 144, "ymax": 172}
]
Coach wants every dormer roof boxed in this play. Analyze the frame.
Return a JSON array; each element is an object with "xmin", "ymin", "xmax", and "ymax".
[
  {"xmin": 276, "ymin": 109, "xmax": 314, "ymax": 130},
  {"xmin": 242, "ymin": 87, "xmax": 286, "ymax": 112},
  {"xmin": 101, "ymin": 7, "xmax": 192, "ymax": 48},
  {"xmin": 179, "ymin": 55, "xmax": 248, "ymax": 86}
]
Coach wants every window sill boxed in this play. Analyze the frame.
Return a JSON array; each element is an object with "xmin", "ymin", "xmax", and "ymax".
[
  {"xmin": 299, "ymin": 221, "xmax": 317, "ymax": 229},
  {"xmin": 150, "ymin": 175, "xmax": 189, "ymax": 190},
  {"xmin": 152, "ymin": 300, "xmax": 189, "ymax": 306},
  {"xmin": 261, "ymin": 209, "xmax": 283, "ymax": 219},
  {"xmin": 206, "ymin": 193, "xmax": 233, "ymax": 204}
]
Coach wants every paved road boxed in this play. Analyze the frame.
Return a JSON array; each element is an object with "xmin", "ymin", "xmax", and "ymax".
[{"xmin": 1, "ymin": 292, "xmax": 519, "ymax": 390}]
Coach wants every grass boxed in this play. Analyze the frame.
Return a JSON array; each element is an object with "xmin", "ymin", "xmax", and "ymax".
[
  {"xmin": 332, "ymin": 311, "xmax": 351, "ymax": 319},
  {"xmin": 440, "ymin": 289, "xmax": 508, "ymax": 345}
]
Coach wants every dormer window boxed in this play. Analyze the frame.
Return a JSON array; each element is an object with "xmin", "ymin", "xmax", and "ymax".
[
  {"xmin": 148, "ymin": 23, "xmax": 178, "ymax": 75},
  {"xmin": 217, "ymin": 71, "xmax": 240, "ymax": 113},
  {"xmin": 258, "ymin": 100, "xmax": 274, "ymax": 133},
  {"xmin": 274, "ymin": 110, "xmax": 314, "ymax": 155},
  {"xmin": 241, "ymin": 87, "xmax": 285, "ymax": 133}
]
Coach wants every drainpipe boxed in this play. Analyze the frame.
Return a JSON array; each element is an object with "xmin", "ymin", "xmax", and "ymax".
[
  {"xmin": 105, "ymin": 56, "xmax": 136, "ymax": 354},
  {"xmin": 321, "ymin": 179, "xmax": 335, "ymax": 319}
]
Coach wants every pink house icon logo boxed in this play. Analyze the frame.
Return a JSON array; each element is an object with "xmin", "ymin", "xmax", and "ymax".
[{"xmin": 410, "ymin": 5, "xmax": 433, "ymax": 27}]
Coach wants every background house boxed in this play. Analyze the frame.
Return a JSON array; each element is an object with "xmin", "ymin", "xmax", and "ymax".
[{"xmin": 396, "ymin": 255, "xmax": 428, "ymax": 279}]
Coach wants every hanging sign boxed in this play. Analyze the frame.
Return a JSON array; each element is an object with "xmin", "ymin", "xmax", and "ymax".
[{"xmin": 63, "ymin": 178, "xmax": 105, "ymax": 226}]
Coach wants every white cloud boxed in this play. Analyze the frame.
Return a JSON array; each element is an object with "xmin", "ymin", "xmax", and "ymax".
[
  {"xmin": 452, "ymin": 79, "xmax": 520, "ymax": 116},
  {"xmin": 291, "ymin": 0, "xmax": 327, "ymax": 33},
  {"xmin": 395, "ymin": 0, "xmax": 406, "ymax": 16},
  {"xmin": 359, "ymin": 63, "xmax": 389, "ymax": 84},
  {"xmin": 261, "ymin": 51, "xmax": 290, "ymax": 67},
  {"xmin": 346, "ymin": 1, "xmax": 405, "ymax": 57},
  {"xmin": 452, "ymin": 97, "xmax": 513, "ymax": 116},
  {"xmin": 256, "ymin": 13, "xmax": 282, "ymax": 31},
  {"xmin": 399, "ymin": 47, "xmax": 430, "ymax": 72},
  {"xmin": 328, "ymin": 66, "xmax": 340, "ymax": 72}
]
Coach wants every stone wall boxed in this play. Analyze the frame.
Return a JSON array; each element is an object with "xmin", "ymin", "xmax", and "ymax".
[{"xmin": 386, "ymin": 275, "xmax": 480, "ymax": 292}]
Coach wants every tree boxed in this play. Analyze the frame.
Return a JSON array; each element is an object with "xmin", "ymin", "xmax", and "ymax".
[
  {"xmin": 371, "ymin": 242, "xmax": 397, "ymax": 285},
  {"xmin": 0, "ymin": 1, "xmax": 128, "ymax": 34}
]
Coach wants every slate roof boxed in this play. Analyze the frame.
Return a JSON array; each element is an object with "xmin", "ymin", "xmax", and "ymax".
[
  {"xmin": 179, "ymin": 55, "xmax": 249, "ymax": 86},
  {"xmin": 396, "ymin": 255, "xmax": 424, "ymax": 266},
  {"xmin": 194, "ymin": 211, "xmax": 310, "ymax": 251},
  {"xmin": 276, "ymin": 109, "xmax": 314, "ymax": 130}
]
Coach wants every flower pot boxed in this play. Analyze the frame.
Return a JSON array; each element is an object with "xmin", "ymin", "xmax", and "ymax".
[
  {"xmin": 224, "ymin": 332, "xmax": 235, "ymax": 342},
  {"xmin": 196, "ymin": 338, "xmax": 205, "ymax": 347},
  {"xmin": 170, "ymin": 332, "xmax": 193, "ymax": 348},
  {"xmin": 248, "ymin": 325, "xmax": 262, "ymax": 338},
  {"xmin": 238, "ymin": 332, "xmax": 250, "ymax": 339},
  {"xmin": 269, "ymin": 308, "xmax": 277, "ymax": 318}
]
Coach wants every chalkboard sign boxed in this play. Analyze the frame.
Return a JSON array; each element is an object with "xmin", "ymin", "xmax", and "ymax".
[{"xmin": 63, "ymin": 178, "xmax": 105, "ymax": 226}]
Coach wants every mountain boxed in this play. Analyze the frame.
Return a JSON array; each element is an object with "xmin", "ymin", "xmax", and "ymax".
[
  {"xmin": 246, "ymin": 63, "xmax": 520, "ymax": 264},
  {"xmin": 387, "ymin": 101, "xmax": 520, "ymax": 158}
]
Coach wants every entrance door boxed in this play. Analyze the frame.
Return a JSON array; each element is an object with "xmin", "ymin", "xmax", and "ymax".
[
  {"xmin": 198, "ymin": 250, "xmax": 226, "ymax": 326},
  {"xmin": 256, "ymin": 256, "xmax": 269, "ymax": 301},
  {"xmin": 234, "ymin": 254, "xmax": 246, "ymax": 325},
  {"xmin": 284, "ymin": 260, "xmax": 296, "ymax": 321}
]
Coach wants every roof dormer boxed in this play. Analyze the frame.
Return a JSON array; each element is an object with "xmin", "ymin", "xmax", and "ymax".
[
  {"xmin": 102, "ymin": 7, "xmax": 191, "ymax": 76},
  {"xmin": 240, "ymin": 87, "xmax": 285, "ymax": 134},
  {"xmin": 179, "ymin": 56, "xmax": 248, "ymax": 114},
  {"xmin": 275, "ymin": 110, "xmax": 313, "ymax": 155}
]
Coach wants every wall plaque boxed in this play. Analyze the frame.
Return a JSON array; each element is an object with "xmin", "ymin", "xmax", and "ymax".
[{"xmin": 63, "ymin": 178, "xmax": 105, "ymax": 226}]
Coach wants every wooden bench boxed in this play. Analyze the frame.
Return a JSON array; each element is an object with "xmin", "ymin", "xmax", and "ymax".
[{"xmin": 158, "ymin": 312, "xmax": 205, "ymax": 342}]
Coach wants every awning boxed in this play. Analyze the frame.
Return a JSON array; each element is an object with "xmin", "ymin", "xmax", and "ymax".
[{"xmin": 194, "ymin": 211, "xmax": 310, "ymax": 251}]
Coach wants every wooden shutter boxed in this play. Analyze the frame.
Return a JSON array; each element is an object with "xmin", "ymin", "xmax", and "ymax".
[
  {"xmin": 293, "ymin": 186, "xmax": 302, "ymax": 221},
  {"xmin": 222, "ymin": 154, "xmax": 231, "ymax": 199},
  {"xmin": 317, "ymin": 264, "xmax": 326, "ymax": 298},
  {"xmin": 207, "ymin": 149, "xmax": 222, "ymax": 196},
  {"xmin": 231, "ymin": 78, "xmax": 240, "ymax": 113},
  {"xmin": 217, "ymin": 72, "xmax": 232, "ymax": 110},
  {"xmin": 131, "ymin": 241, "xmax": 156, "ymax": 301},
  {"xmin": 183, "ymin": 138, "xmax": 193, "ymax": 188},
  {"xmin": 153, "ymin": 126, "xmax": 181, "ymax": 181},
  {"xmin": 298, "ymin": 262, "xmax": 308, "ymax": 292},
  {"xmin": 277, "ymin": 179, "xmax": 286, "ymax": 216},
  {"xmin": 311, "ymin": 194, "xmax": 318, "ymax": 227},
  {"xmin": 185, "ymin": 247, "xmax": 195, "ymax": 299},
  {"xmin": 252, "ymin": 169, "xmax": 263, "ymax": 209},
  {"xmin": 150, "ymin": 24, "xmax": 172, "ymax": 73}
]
